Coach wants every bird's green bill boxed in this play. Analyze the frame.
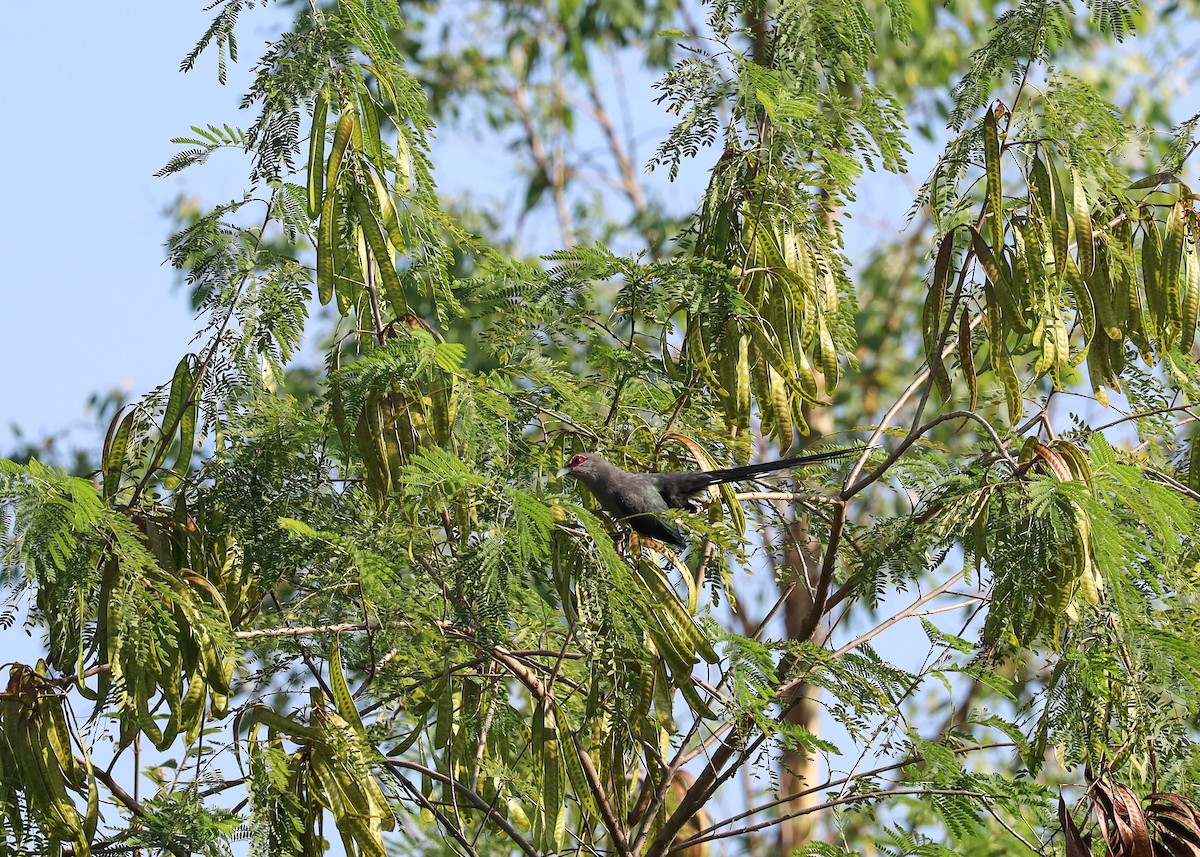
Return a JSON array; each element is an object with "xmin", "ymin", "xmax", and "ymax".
[{"xmin": 555, "ymin": 466, "xmax": 571, "ymax": 478}]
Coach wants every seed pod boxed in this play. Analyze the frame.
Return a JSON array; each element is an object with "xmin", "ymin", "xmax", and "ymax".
[
  {"xmin": 924, "ymin": 233, "xmax": 956, "ymax": 399},
  {"xmin": 1141, "ymin": 207, "xmax": 1165, "ymax": 343},
  {"xmin": 818, "ymin": 317, "xmax": 839, "ymax": 393},
  {"xmin": 996, "ymin": 338, "xmax": 1022, "ymax": 423},
  {"xmin": 306, "ymin": 89, "xmax": 328, "ymax": 218},
  {"xmin": 984, "ymin": 106, "xmax": 1004, "ymax": 250},
  {"xmin": 1086, "ymin": 336, "xmax": 1112, "ymax": 407},
  {"xmin": 1086, "ymin": 237, "xmax": 1121, "ymax": 340},
  {"xmin": 958, "ymin": 306, "xmax": 977, "ymax": 409},
  {"xmin": 1046, "ymin": 156, "xmax": 1070, "ymax": 278},
  {"xmin": 1065, "ymin": 257, "xmax": 1094, "ymax": 367},
  {"xmin": 1189, "ymin": 424, "xmax": 1200, "ymax": 494},
  {"xmin": 1072, "ymin": 168, "xmax": 1095, "ymax": 276},
  {"xmin": 1163, "ymin": 200, "xmax": 1187, "ymax": 342},
  {"xmin": 1182, "ymin": 227, "xmax": 1200, "ymax": 351}
]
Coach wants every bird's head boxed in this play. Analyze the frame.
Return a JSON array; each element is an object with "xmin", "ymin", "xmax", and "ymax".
[{"xmin": 556, "ymin": 453, "xmax": 604, "ymax": 480}]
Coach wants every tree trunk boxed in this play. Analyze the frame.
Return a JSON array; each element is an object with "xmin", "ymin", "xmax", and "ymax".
[{"xmin": 777, "ymin": 512, "xmax": 830, "ymax": 853}]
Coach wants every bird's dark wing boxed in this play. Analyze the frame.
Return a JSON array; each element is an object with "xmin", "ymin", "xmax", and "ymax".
[
  {"xmin": 591, "ymin": 475, "xmax": 686, "ymax": 547},
  {"xmin": 624, "ymin": 512, "xmax": 686, "ymax": 548}
]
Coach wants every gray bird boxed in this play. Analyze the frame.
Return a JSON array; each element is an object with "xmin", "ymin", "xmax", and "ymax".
[{"xmin": 557, "ymin": 447, "xmax": 858, "ymax": 547}]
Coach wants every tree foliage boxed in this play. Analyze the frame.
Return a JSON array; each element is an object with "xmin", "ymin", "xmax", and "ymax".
[{"xmin": 4, "ymin": 0, "xmax": 1200, "ymax": 855}]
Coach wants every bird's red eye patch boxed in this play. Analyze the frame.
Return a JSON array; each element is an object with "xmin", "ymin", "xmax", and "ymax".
[{"xmin": 568, "ymin": 454, "xmax": 588, "ymax": 468}]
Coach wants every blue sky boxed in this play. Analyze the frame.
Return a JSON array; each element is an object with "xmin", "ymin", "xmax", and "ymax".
[{"xmin": 0, "ymin": 6, "xmax": 296, "ymax": 449}]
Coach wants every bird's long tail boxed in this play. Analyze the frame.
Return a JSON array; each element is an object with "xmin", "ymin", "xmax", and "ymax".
[{"xmin": 702, "ymin": 445, "xmax": 863, "ymax": 486}]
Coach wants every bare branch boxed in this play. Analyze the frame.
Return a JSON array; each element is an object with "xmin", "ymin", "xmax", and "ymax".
[
  {"xmin": 235, "ymin": 621, "xmax": 378, "ymax": 639},
  {"xmin": 584, "ymin": 75, "xmax": 646, "ymax": 213}
]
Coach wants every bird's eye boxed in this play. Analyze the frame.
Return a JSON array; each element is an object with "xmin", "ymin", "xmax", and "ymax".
[{"xmin": 569, "ymin": 455, "xmax": 588, "ymax": 467}]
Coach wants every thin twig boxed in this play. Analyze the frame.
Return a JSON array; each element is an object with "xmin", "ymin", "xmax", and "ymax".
[
  {"xmin": 829, "ymin": 572, "xmax": 965, "ymax": 658},
  {"xmin": 394, "ymin": 774, "xmax": 482, "ymax": 857},
  {"xmin": 671, "ymin": 787, "xmax": 991, "ymax": 851},
  {"xmin": 844, "ymin": 310, "xmax": 991, "ymax": 495},
  {"xmin": 732, "ymin": 490, "xmax": 843, "ymax": 504},
  {"xmin": 686, "ymin": 742, "xmax": 1015, "ymax": 841},
  {"xmin": 919, "ymin": 410, "xmax": 1019, "ymax": 470},
  {"xmin": 491, "ymin": 647, "xmax": 632, "ymax": 856},
  {"xmin": 93, "ymin": 766, "xmax": 147, "ymax": 819},
  {"xmin": 584, "ymin": 75, "xmax": 646, "ymax": 213},
  {"xmin": 1091, "ymin": 403, "xmax": 1199, "ymax": 434},
  {"xmin": 385, "ymin": 760, "xmax": 541, "ymax": 857}
]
